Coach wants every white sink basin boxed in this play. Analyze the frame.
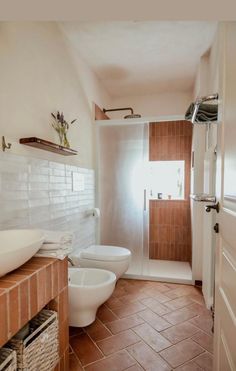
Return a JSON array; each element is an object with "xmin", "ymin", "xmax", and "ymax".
[{"xmin": 0, "ymin": 229, "xmax": 45, "ymax": 277}]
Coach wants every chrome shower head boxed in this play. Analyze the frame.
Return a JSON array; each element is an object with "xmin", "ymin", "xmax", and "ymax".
[{"xmin": 124, "ymin": 113, "xmax": 141, "ymax": 119}]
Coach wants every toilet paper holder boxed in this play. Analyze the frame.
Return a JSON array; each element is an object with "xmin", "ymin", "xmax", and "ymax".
[{"xmin": 86, "ymin": 208, "xmax": 100, "ymax": 218}]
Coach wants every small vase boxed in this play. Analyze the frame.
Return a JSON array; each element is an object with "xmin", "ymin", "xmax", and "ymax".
[
  {"xmin": 58, "ymin": 130, "xmax": 70, "ymax": 148},
  {"xmin": 63, "ymin": 133, "xmax": 70, "ymax": 148}
]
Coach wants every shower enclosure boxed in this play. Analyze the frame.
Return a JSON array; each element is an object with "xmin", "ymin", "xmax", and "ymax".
[
  {"xmin": 97, "ymin": 123, "xmax": 149, "ymax": 276},
  {"xmin": 96, "ymin": 119, "xmax": 193, "ymax": 282}
]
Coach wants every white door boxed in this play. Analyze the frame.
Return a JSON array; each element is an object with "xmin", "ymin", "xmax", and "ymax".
[
  {"xmin": 202, "ymin": 145, "xmax": 216, "ymax": 309},
  {"xmin": 214, "ymin": 22, "xmax": 236, "ymax": 370}
]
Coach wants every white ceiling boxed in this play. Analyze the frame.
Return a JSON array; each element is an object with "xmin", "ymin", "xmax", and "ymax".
[{"xmin": 61, "ymin": 21, "xmax": 217, "ymax": 98}]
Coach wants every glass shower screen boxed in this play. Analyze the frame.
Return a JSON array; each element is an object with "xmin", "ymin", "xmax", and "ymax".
[{"xmin": 97, "ymin": 123, "xmax": 149, "ymax": 276}]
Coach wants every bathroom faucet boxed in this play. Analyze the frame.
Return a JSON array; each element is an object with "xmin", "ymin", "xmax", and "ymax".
[{"xmin": 67, "ymin": 257, "xmax": 75, "ymax": 266}]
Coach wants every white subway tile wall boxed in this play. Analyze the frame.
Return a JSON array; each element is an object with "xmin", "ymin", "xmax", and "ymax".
[{"xmin": 0, "ymin": 152, "xmax": 96, "ymax": 250}]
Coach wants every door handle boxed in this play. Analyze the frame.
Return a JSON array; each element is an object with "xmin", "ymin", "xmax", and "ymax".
[
  {"xmin": 205, "ymin": 202, "xmax": 220, "ymax": 213},
  {"xmin": 144, "ymin": 189, "xmax": 147, "ymax": 211}
]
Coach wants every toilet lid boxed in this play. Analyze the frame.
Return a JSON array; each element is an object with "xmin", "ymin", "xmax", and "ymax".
[{"xmin": 79, "ymin": 245, "xmax": 131, "ymax": 262}]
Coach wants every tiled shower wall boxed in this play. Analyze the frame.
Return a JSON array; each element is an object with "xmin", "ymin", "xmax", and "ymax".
[
  {"xmin": 0, "ymin": 152, "xmax": 96, "ymax": 250},
  {"xmin": 149, "ymin": 121, "xmax": 192, "ymax": 262}
]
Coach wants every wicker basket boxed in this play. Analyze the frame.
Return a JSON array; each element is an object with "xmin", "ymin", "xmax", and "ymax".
[
  {"xmin": 0, "ymin": 348, "xmax": 17, "ymax": 371},
  {"xmin": 8, "ymin": 310, "xmax": 59, "ymax": 371}
]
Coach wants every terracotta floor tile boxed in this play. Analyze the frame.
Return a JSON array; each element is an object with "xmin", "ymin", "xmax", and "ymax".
[
  {"xmin": 188, "ymin": 294, "xmax": 205, "ymax": 306},
  {"xmin": 119, "ymin": 291, "xmax": 149, "ymax": 304},
  {"xmin": 194, "ymin": 352, "xmax": 213, "ymax": 371},
  {"xmin": 116, "ymin": 279, "xmax": 128, "ymax": 287},
  {"xmin": 163, "ymin": 305, "xmax": 199, "ymax": 325},
  {"xmin": 84, "ymin": 350, "xmax": 136, "ymax": 371},
  {"xmin": 175, "ymin": 360, "xmax": 203, "ymax": 370},
  {"xmin": 189, "ymin": 314, "xmax": 213, "ymax": 336},
  {"xmin": 188, "ymin": 302, "xmax": 210, "ymax": 316},
  {"xmin": 140, "ymin": 298, "xmax": 171, "ymax": 316},
  {"xmin": 113, "ymin": 287, "xmax": 127, "ymax": 298},
  {"xmin": 69, "ymin": 352, "xmax": 84, "ymax": 370},
  {"xmin": 191, "ymin": 330, "xmax": 213, "ymax": 353},
  {"xmin": 146, "ymin": 282, "xmax": 170, "ymax": 293},
  {"xmin": 84, "ymin": 318, "xmax": 112, "ymax": 342},
  {"xmin": 164, "ymin": 296, "xmax": 193, "ymax": 310},
  {"xmin": 69, "ymin": 279, "xmax": 212, "ymax": 371},
  {"xmin": 146, "ymin": 290, "xmax": 170, "ymax": 303},
  {"xmin": 105, "ymin": 296, "xmax": 124, "ymax": 309},
  {"xmin": 97, "ymin": 329, "xmax": 140, "ymax": 355},
  {"xmin": 132, "ymin": 323, "xmax": 171, "ymax": 352},
  {"xmin": 125, "ymin": 364, "xmax": 144, "ymax": 371},
  {"xmin": 70, "ymin": 333, "xmax": 103, "ymax": 366},
  {"xmin": 112, "ymin": 302, "xmax": 146, "ymax": 318},
  {"xmin": 106, "ymin": 314, "xmax": 144, "ymax": 334},
  {"xmin": 123, "ymin": 280, "xmax": 149, "ymax": 291},
  {"xmin": 138, "ymin": 309, "xmax": 172, "ymax": 331},
  {"xmin": 165, "ymin": 283, "xmax": 186, "ymax": 290},
  {"xmin": 97, "ymin": 305, "xmax": 118, "ymax": 323},
  {"xmin": 124, "ymin": 286, "xmax": 145, "ymax": 296},
  {"xmin": 69, "ymin": 326, "xmax": 84, "ymax": 338},
  {"xmin": 127, "ymin": 341, "xmax": 171, "ymax": 371},
  {"xmin": 161, "ymin": 322, "xmax": 199, "ymax": 344},
  {"xmin": 160, "ymin": 339, "xmax": 204, "ymax": 368},
  {"xmin": 165, "ymin": 286, "xmax": 198, "ymax": 300}
]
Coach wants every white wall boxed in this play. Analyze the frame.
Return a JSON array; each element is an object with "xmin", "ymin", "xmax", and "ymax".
[
  {"xmin": 0, "ymin": 22, "xmax": 111, "ymax": 169},
  {"xmin": 0, "ymin": 151, "xmax": 96, "ymax": 250},
  {"xmin": 107, "ymin": 91, "xmax": 192, "ymax": 119},
  {"xmin": 191, "ymin": 27, "xmax": 220, "ymax": 285}
]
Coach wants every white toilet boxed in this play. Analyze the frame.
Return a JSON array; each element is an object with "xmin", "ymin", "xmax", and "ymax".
[
  {"xmin": 71, "ymin": 245, "xmax": 131, "ymax": 280},
  {"xmin": 68, "ymin": 268, "xmax": 116, "ymax": 327}
]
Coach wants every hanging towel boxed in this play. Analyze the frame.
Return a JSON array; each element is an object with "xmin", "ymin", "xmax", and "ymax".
[{"xmin": 185, "ymin": 102, "xmax": 218, "ymax": 122}]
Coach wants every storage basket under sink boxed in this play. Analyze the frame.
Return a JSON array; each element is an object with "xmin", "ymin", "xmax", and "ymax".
[
  {"xmin": 7, "ymin": 309, "xmax": 59, "ymax": 371},
  {"xmin": 0, "ymin": 348, "xmax": 17, "ymax": 371}
]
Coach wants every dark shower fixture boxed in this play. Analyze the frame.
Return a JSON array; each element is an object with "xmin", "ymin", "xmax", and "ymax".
[{"xmin": 103, "ymin": 107, "xmax": 141, "ymax": 119}]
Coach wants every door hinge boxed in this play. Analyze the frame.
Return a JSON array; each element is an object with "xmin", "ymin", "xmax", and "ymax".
[{"xmin": 214, "ymin": 223, "xmax": 219, "ymax": 233}]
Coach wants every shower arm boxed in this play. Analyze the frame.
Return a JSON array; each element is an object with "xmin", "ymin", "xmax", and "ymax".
[
  {"xmin": 103, "ymin": 107, "xmax": 134, "ymax": 115},
  {"xmin": 191, "ymin": 93, "xmax": 219, "ymax": 124}
]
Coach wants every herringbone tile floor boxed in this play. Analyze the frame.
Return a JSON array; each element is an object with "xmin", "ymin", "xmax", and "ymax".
[{"xmin": 69, "ymin": 279, "xmax": 213, "ymax": 370}]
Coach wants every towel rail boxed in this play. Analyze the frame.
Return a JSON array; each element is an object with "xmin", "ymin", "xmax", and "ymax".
[
  {"xmin": 190, "ymin": 194, "xmax": 216, "ymax": 203},
  {"xmin": 190, "ymin": 93, "xmax": 219, "ymax": 124}
]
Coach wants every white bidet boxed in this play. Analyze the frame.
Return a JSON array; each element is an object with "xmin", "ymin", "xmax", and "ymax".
[{"xmin": 68, "ymin": 268, "xmax": 116, "ymax": 327}]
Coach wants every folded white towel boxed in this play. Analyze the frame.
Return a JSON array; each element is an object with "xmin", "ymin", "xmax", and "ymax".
[
  {"xmin": 40, "ymin": 243, "xmax": 70, "ymax": 251},
  {"xmin": 42, "ymin": 230, "xmax": 74, "ymax": 245},
  {"xmin": 35, "ymin": 246, "xmax": 73, "ymax": 260}
]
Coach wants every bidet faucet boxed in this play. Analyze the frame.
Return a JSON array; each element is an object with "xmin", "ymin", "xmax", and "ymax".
[{"xmin": 67, "ymin": 257, "xmax": 75, "ymax": 266}]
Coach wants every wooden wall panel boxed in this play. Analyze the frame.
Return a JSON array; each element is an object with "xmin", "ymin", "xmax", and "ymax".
[
  {"xmin": 149, "ymin": 200, "xmax": 191, "ymax": 261},
  {"xmin": 95, "ymin": 103, "xmax": 110, "ymax": 120},
  {"xmin": 149, "ymin": 120, "xmax": 192, "ymax": 262}
]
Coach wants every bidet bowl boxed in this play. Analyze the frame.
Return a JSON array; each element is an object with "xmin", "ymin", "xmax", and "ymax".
[
  {"xmin": 68, "ymin": 268, "xmax": 116, "ymax": 327},
  {"xmin": 0, "ymin": 229, "xmax": 45, "ymax": 277}
]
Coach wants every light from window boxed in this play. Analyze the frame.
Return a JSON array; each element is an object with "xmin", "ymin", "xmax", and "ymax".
[{"xmin": 149, "ymin": 161, "xmax": 185, "ymax": 200}]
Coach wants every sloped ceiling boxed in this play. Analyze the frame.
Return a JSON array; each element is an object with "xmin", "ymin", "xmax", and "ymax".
[{"xmin": 61, "ymin": 21, "xmax": 217, "ymax": 98}]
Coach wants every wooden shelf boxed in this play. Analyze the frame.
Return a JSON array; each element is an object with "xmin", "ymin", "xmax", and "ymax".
[{"xmin": 19, "ymin": 137, "xmax": 78, "ymax": 156}]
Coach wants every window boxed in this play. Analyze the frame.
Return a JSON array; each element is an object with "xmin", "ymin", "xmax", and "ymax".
[{"xmin": 149, "ymin": 161, "xmax": 185, "ymax": 200}]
